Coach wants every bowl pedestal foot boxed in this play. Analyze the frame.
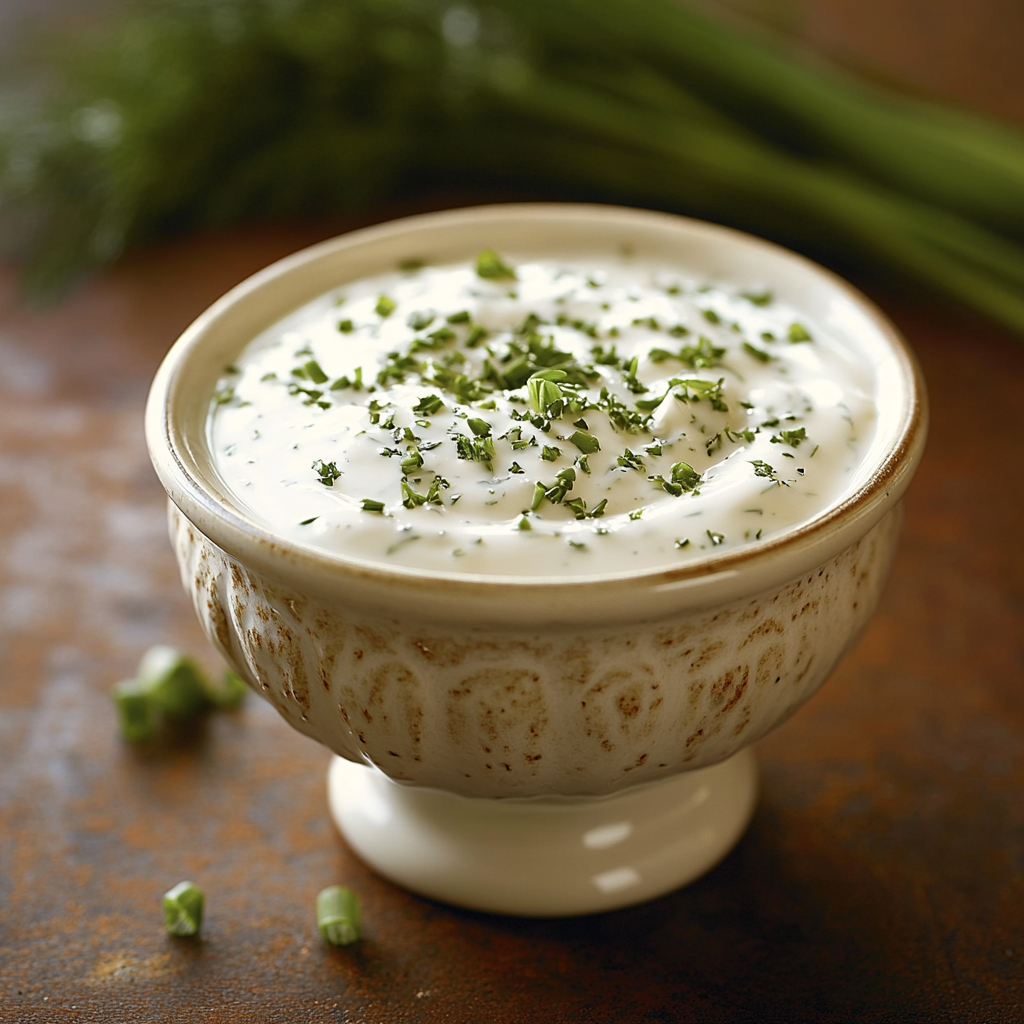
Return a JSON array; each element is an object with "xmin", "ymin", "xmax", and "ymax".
[{"xmin": 327, "ymin": 749, "xmax": 758, "ymax": 917}]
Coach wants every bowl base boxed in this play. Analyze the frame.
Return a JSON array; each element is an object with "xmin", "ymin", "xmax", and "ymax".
[{"xmin": 326, "ymin": 749, "xmax": 757, "ymax": 917}]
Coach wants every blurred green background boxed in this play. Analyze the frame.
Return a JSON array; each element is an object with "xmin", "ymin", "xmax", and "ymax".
[{"xmin": 2, "ymin": 0, "xmax": 1023, "ymax": 330}]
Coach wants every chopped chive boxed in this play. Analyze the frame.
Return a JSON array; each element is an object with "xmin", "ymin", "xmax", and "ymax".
[
  {"xmin": 465, "ymin": 324, "xmax": 488, "ymax": 347},
  {"xmin": 475, "ymin": 249, "xmax": 516, "ymax": 280},
  {"xmin": 375, "ymin": 295, "xmax": 396, "ymax": 318},
  {"xmin": 299, "ymin": 516, "xmax": 319, "ymax": 525},
  {"xmin": 541, "ymin": 445, "xmax": 561, "ymax": 462},
  {"xmin": 446, "ymin": 309, "xmax": 471, "ymax": 323},
  {"xmin": 302, "ymin": 359, "xmax": 329, "ymax": 384},
  {"xmin": 316, "ymin": 886, "xmax": 360, "ymax": 947},
  {"xmin": 787, "ymin": 322, "xmax": 812, "ymax": 342},
  {"xmin": 706, "ymin": 529, "xmax": 725, "ymax": 546},
  {"xmin": 467, "ymin": 417, "xmax": 492, "ymax": 437},
  {"xmin": 361, "ymin": 498, "xmax": 385, "ymax": 513},
  {"xmin": 741, "ymin": 290, "xmax": 773, "ymax": 306},
  {"xmin": 742, "ymin": 341, "xmax": 773, "ymax": 363},
  {"xmin": 163, "ymin": 880, "xmax": 204, "ymax": 937}
]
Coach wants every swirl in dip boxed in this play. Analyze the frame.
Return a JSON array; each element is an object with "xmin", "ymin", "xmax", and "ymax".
[{"xmin": 208, "ymin": 250, "xmax": 876, "ymax": 577}]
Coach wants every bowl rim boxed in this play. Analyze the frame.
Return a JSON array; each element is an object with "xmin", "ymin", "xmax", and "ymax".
[{"xmin": 146, "ymin": 202, "xmax": 928, "ymax": 625}]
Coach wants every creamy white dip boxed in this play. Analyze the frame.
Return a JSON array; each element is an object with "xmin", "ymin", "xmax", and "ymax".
[{"xmin": 209, "ymin": 251, "xmax": 876, "ymax": 576}]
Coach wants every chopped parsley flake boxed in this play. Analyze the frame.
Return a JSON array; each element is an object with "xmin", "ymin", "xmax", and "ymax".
[{"xmin": 312, "ymin": 459, "xmax": 341, "ymax": 487}]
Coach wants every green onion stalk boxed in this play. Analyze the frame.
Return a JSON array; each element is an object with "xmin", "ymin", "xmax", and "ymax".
[{"xmin": 2, "ymin": 0, "xmax": 1023, "ymax": 332}]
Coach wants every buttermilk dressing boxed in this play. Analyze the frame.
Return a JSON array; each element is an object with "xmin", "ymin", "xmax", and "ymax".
[{"xmin": 209, "ymin": 252, "xmax": 875, "ymax": 576}]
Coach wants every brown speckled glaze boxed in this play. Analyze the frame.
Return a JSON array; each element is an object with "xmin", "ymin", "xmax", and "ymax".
[{"xmin": 171, "ymin": 501, "xmax": 903, "ymax": 798}]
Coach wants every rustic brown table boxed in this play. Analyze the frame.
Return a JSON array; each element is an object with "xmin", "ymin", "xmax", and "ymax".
[{"xmin": 1, "ymin": 209, "xmax": 1022, "ymax": 1023}]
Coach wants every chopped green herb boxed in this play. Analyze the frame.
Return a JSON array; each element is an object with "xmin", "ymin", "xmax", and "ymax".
[
  {"xmin": 375, "ymin": 295, "xmax": 396, "ymax": 318},
  {"xmin": 446, "ymin": 309, "xmax": 471, "ymax": 323},
  {"xmin": 541, "ymin": 445, "xmax": 562, "ymax": 462},
  {"xmin": 316, "ymin": 886, "xmax": 360, "ymax": 947},
  {"xmin": 742, "ymin": 341, "xmax": 773, "ymax": 363},
  {"xmin": 706, "ymin": 529, "xmax": 725, "ymax": 546},
  {"xmin": 527, "ymin": 369, "xmax": 567, "ymax": 417},
  {"xmin": 401, "ymin": 481, "xmax": 427, "ymax": 508},
  {"xmin": 412, "ymin": 394, "xmax": 444, "ymax": 415},
  {"xmin": 475, "ymin": 249, "xmax": 516, "ymax": 280},
  {"xmin": 163, "ymin": 881, "xmax": 204, "ymax": 938},
  {"xmin": 741, "ymin": 290, "xmax": 773, "ymax": 306},
  {"xmin": 750, "ymin": 459, "xmax": 781, "ymax": 482},
  {"xmin": 467, "ymin": 417, "xmax": 492, "ymax": 437},
  {"xmin": 407, "ymin": 310, "xmax": 435, "ymax": 330},
  {"xmin": 465, "ymin": 324, "xmax": 488, "ymax": 347},
  {"xmin": 337, "ymin": 318, "xmax": 354, "ymax": 333},
  {"xmin": 787, "ymin": 322, "xmax": 812, "ymax": 342},
  {"xmin": 312, "ymin": 459, "xmax": 341, "ymax": 487},
  {"xmin": 771, "ymin": 427, "xmax": 808, "ymax": 447},
  {"xmin": 568, "ymin": 430, "xmax": 601, "ymax": 454},
  {"xmin": 617, "ymin": 448, "xmax": 645, "ymax": 472},
  {"xmin": 299, "ymin": 516, "xmax": 319, "ymax": 525},
  {"xmin": 302, "ymin": 359, "xmax": 329, "ymax": 384}
]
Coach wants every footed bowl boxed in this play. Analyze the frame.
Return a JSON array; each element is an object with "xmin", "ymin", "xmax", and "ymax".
[{"xmin": 146, "ymin": 204, "xmax": 926, "ymax": 914}]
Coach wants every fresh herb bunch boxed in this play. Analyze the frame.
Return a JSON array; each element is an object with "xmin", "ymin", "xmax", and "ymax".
[{"xmin": 2, "ymin": 0, "xmax": 1024, "ymax": 331}]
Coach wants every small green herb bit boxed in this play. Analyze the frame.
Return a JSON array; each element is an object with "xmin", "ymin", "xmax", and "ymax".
[
  {"xmin": 317, "ymin": 886, "xmax": 360, "ymax": 947},
  {"xmin": 163, "ymin": 880, "xmax": 204, "ymax": 937},
  {"xmin": 138, "ymin": 645, "xmax": 212, "ymax": 719},
  {"xmin": 787, "ymin": 322, "xmax": 813, "ymax": 342},
  {"xmin": 312, "ymin": 459, "xmax": 341, "ymax": 487},
  {"xmin": 302, "ymin": 359, "xmax": 329, "ymax": 384},
  {"xmin": 475, "ymin": 249, "xmax": 516, "ymax": 280},
  {"xmin": 361, "ymin": 498, "xmax": 386, "ymax": 513},
  {"xmin": 772, "ymin": 427, "xmax": 808, "ymax": 447},
  {"xmin": 406, "ymin": 309, "xmax": 435, "ymax": 330},
  {"xmin": 740, "ymin": 290, "xmax": 773, "ymax": 306},
  {"xmin": 412, "ymin": 394, "xmax": 444, "ymax": 416},
  {"xmin": 337, "ymin": 318, "xmax": 354, "ymax": 333},
  {"xmin": 374, "ymin": 295, "xmax": 396, "ymax": 318},
  {"xmin": 111, "ymin": 678, "xmax": 159, "ymax": 742},
  {"xmin": 568, "ymin": 430, "xmax": 600, "ymax": 454},
  {"xmin": 742, "ymin": 341, "xmax": 773, "ymax": 363},
  {"xmin": 527, "ymin": 369, "xmax": 567, "ymax": 416}
]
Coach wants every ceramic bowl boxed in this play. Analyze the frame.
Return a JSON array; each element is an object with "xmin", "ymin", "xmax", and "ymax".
[{"xmin": 146, "ymin": 204, "xmax": 926, "ymax": 913}]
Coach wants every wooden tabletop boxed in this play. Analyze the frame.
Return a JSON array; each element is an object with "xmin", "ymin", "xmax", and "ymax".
[{"xmin": 1, "ymin": 208, "xmax": 1022, "ymax": 1022}]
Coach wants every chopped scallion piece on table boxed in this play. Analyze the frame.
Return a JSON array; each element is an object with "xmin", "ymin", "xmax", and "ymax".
[
  {"xmin": 163, "ymin": 880, "xmax": 204, "ymax": 937},
  {"xmin": 316, "ymin": 886, "xmax": 361, "ymax": 946}
]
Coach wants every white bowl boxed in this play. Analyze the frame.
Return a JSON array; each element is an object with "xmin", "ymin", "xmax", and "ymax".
[{"xmin": 146, "ymin": 204, "xmax": 927, "ymax": 914}]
